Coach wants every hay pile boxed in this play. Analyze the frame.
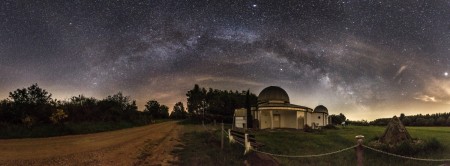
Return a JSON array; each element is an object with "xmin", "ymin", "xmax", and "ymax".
[{"xmin": 379, "ymin": 116, "xmax": 412, "ymax": 145}]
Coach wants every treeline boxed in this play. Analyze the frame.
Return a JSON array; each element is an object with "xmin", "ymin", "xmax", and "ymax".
[
  {"xmin": 186, "ymin": 84, "xmax": 257, "ymax": 123},
  {"xmin": 0, "ymin": 84, "xmax": 187, "ymax": 129},
  {"xmin": 370, "ymin": 113, "xmax": 450, "ymax": 126}
]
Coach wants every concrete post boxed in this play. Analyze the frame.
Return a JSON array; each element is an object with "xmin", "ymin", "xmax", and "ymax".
[
  {"xmin": 228, "ymin": 129, "xmax": 234, "ymax": 143},
  {"xmin": 355, "ymin": 135, "xmax": 364, "ymax": 166},
  {"xmin": 244, "ymin": 133, "xmax": 250, "ymax": 155}
]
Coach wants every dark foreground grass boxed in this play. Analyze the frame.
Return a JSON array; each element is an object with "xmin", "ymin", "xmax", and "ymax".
[
  {"xmin": 0, "ymin": 119, "xmax": 170, "ymax": 139},
  {"xmin": 251, "ymin": 126, "xmax": 450, "ymax": 166},
  {"xmin": 176, "ymin": 124, "xmax": 450, "ymax": 166},
  {"xmin": 175, "ymin": 124, "xmax": 247, "ymax": 166}
]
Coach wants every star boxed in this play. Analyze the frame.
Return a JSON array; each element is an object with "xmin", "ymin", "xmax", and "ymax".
[
  {"xmin": 445, "ymin": 72, "xmax": 448, "ymax": 77},
  {"xmin": 252, "ymin": 4, "xmax": 257, "ymax": 8}
]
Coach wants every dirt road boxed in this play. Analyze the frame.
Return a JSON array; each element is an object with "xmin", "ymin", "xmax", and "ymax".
[{"xmin": 0, "ymin": 121, "xmax": 183, "ymax": 166}]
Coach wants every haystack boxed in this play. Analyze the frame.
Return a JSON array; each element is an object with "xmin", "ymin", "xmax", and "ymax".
[{"xmin": 379, "ymin": 116, "xmax": 412, "ymax": 145}]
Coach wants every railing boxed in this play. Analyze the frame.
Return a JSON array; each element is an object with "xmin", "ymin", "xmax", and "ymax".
[{"xmin": 202, "ymin": 123, "xmax": 450, "ymax": 165}]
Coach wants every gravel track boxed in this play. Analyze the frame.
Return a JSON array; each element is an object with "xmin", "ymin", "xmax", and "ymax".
[{"xmin": 0, "ymin": 121, "xmax": 182, "ymax": 166}]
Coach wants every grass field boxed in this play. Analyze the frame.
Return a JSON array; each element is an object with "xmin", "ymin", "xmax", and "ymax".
[{"xmin": 178, "ymin": 124, "xmax": 450, "ymax": 166}]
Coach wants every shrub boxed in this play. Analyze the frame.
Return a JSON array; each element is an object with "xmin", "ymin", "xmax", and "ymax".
[
  {"xmin": 323, "ymin": 124, "xmax": 338, "ymax": 129},
  {"xmin": 21, "ymin": 115, "xmax": 35, "ymax": 128},
  {"xmin": 49, "ymin": 109, "xmax": 68, "ymax": 124},
  {"xmin": 372, "ymin": 138, "xmax": 444, "ymax": 156},
  {"xmin": 303, "ymin": 124, "xmax": 313, "ymax": 132}
]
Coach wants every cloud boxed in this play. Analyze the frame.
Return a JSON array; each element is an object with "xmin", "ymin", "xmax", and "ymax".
[
  {"xmin": 414, "ymin": 95, "xmax": 440, "ymax": 103},
  {"xmin": 415, "ymin": 78, "xmax": 450, "ymax": 104}
]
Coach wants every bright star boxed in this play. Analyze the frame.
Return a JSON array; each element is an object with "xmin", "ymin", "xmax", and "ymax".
[
  {"xmin": 445, "ymin": 72, "xmax": 448, "ymax": 77},
  {"xmin": 252, "ymin": 4, "xmax": 257, "ymax": 7}
]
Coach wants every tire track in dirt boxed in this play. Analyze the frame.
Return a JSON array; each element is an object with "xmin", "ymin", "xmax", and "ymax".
[{"xmin": 0, "ymin": 121, "xmax": 182, "ymax": 166}]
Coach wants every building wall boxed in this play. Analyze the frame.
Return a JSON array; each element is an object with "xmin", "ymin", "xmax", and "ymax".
[
  {"xmin": 309, "ymin": 113, "xmax": 328, "ymax": 127},
  {"xmin": 275, "ymin": 110, "xmax": 296, "ymax": 128},
  {"xmin": 235, "ymin": 117, "xmax": 246, "ymax": 128},
  {"xmin": 297, "ymin": 111, "xmax": 305, "ymax": 129},
  {"xmin": 260, "ymin": 111, "xmax": 271, "ymax": 129},
  {"xmin": 259, "ymin": 110, "xmax": 304, "ymax": 129}
]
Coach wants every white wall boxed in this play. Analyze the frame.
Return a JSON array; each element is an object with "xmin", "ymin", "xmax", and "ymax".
[
  {"xmin": 260, "ymin": 111, "xmax": 271, "ymax": 129},
  {"xmin": 235, "ymin": 117, "xmax": 246, "ymax": 128},
  {"xmin": 258, "ymin": 110, "xmax": 298, "ymax": 129},
  {"xmin": 276, "ymin": 111, "xmax": 296, "ymax": 128},
  {"xmin": 309, "ymin": 113, "xmax": 327, "ymax": 127},
  {"xmin": 297, "ymin": 112, "xmax": 305, "ymax": 129}
]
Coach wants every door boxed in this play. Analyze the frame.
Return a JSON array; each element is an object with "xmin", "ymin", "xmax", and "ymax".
[
  {"xmin": 273, "ymin": 114, "xmax": 280, "ymax": 128},
  {"xmin": 298, "ymin": 117, "xmax": 304, "ymax": 129}
]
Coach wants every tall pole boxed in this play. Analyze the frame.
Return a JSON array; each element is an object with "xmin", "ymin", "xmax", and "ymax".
[{"xmin": 221, "ymin": 122, "xmax": 224, "ymax": 150}]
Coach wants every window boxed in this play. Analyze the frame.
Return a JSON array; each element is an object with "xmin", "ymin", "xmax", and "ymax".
[{"xmin": 318, "ymin": 116, "xmax": 321, "ymax": 119}]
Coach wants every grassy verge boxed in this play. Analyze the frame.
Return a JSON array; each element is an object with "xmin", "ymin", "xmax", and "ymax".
[
  {"xmin": 174, "ymin": 123, "xmax": 247, "ymax": 166},
  {"xmin": 0, "ymin": 119, "xmax": 171, "ymax": 139},
  {"xmin": 173, "ymin": 124, "xmax": 450, "ymax": 165},
  {"xmin": 251, "ymin": 126, "xmax": 450, "ymax": 166}
]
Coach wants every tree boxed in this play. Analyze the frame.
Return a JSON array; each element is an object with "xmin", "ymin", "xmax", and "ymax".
[
  {"xmin": 330, "ymin": 113, "xmax": 347, "ymax": 125},
  {"xmin": 186, "ymin": 84, "xmax": 205, "ymax": 115},
  {"xmin": 49, "ymin": 109, "xmax": 68, "ymax": 125},
  {"xmin": 436, "ymin": 117, "xmax": 446, "ymax": 126},
  {"xmin": 170, "ymin": 102, "xmax": 187, "ymax": 119},
  {"xmin": 144, "ymin": 100, "xmax": 160, "ymax": 119},
  {"xmin": 446, "ymin": 117, "xmax": 450, "ymax": 126},
  {"xmin": 8, "ymin": 84, "xmax": 54, "ymax": 124},
  {"xmin": 9, "ymin": 83, "xmax": 52, "ymax": 104},
  {"xmin": 245, "ymin": 90, "xmax": 252, "ymax": 128},
  {"xmin": 159, "ymin": 105, "xmax": 169, "ymax": 119}
]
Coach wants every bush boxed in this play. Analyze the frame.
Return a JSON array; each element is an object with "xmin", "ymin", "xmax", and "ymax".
[
  {"xmin": 372, "ymin": 138, "xmax": 444, "ymax": 156},
  {"xmin": 303, "ymin": 124, "xmax": 313, "ymax": 132},
  {"xmin": 322, "ymin": 124, "xmax": 338, "ymax": 129},
  {"xmin": 424, "ymin": 138, "xmax": 443, "ymax": 152}
]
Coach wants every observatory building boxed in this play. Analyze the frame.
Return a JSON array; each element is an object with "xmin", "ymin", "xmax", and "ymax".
[{"xmin": 235, "ymin": 86, "xmax": 329, "ymax": 129}]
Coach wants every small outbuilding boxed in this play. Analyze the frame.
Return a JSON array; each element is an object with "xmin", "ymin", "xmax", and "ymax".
[{"xmin": 234, "ymin": 108, "xmax": 247, "ymax": 128}]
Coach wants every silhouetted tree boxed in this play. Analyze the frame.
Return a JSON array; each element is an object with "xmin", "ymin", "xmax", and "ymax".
[
  {"xmin": 159, "ymin": 105, "xmax": 169, "ymax": 119},
  {"xmin": 186, "ymin": 84, "xmax": 257, "ymax": 123},
  {"xmin": 330, "ymin": 113, "xmax": 347, "ymax": 125},
  {"xmin": 170, "ymin": 102, "xmax": 187, "ymax": 119},
  {"xmin": 245, "ymin": 90, "xmax": 252, "ymax": 128},
  {"xmin": 144, "ymin": 100, "xmax": 160, "ymax": 119}
]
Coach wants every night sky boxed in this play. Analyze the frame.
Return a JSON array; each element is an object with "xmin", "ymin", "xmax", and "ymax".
[{"xmin": 1, "ymin": 0, "xmax": 449, "ymax": 120}]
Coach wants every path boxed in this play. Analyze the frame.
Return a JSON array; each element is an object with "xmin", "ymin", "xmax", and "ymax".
[{"xmin": 0, "ymin": 121, "xmax": 183, "ymax": 166}]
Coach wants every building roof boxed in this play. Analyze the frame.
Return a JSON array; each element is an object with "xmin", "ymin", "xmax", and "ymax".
[
  {"xmin": 313, "ymin": 105, "xmax": 328, "ymax": 114},
  {"xmin": 258, "ymin": 102, "xmax": 313, "ymax": 112},
  {"xmin": 258, "ymin": 86, "xmax": 290, "ymax": 104}
]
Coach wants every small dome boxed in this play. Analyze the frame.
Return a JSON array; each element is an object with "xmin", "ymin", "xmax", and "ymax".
[
  {"xmin": 314, "ymin": 105, "xmax": 328, "ymax": 114},
  {"xmin": 258, "ymin": 86, "xmax": 290, "ymax": 104}
]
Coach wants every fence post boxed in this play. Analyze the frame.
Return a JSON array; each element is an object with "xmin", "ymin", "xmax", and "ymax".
[
  {"xmin": 228, "ymin": 129, "xmax": 234, "ymax": 143},
  {"xmin": 221, "ymin": 122, "xmax": 224, "ymax": 150},
  {"xmin": 244, "ymin": 133, "xmax": 250, "ymax": 155},
  {"xmin": 355, "ymin": 135, "xmax": 364, "ymax": 166}
]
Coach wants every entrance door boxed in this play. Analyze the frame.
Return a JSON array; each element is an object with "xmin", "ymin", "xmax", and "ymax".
[
  {"xmin": 298, "ymin": 117, "xmax": 304, "ymax": 129},
  {"xmin": 273, "ymin": 114, "xmax": 280, "ymax": 128}
]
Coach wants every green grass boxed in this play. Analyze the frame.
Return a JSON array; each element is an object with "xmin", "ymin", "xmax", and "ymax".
[
  {"xmin": 0, "ymin": 119, "xmax": 171, "ymax": 139},
  {"xmin": 176, "ymin": 124, "xmax": 450, "ymax": 166},
  {"xmin": 175, "ymin": 124, "xmax": 246, "ymax": 166},
  {"xmin": 250, "ymin": 126, "xmax": 450, "ymax": 166}
]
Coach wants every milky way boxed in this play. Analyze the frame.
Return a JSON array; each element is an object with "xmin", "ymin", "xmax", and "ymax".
[{"xmin": 1, "ymin": 0, "xmax": 449, "ymax": 120}]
